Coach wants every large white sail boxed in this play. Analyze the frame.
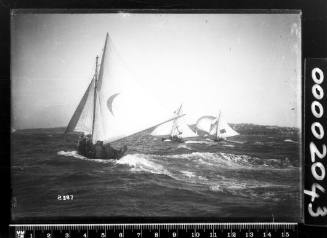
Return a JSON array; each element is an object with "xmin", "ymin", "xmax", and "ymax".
[
  {"xmin": 195, "ymin": 113, "xmax": 239, "ymax": 139},
  {"xmin": 151, "ymin": 105, "xmax": 197, "ymax": 138},
  {"xmin": 66, "ymin": 33, "xmax": 171, "ymax": 144}
]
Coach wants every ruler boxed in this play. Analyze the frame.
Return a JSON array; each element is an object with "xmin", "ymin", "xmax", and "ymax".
[{"xmin": 10, "ymin": 223, "xmax": 298, "ymax": 238}]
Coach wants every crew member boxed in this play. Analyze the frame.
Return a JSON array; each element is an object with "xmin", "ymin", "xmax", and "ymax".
[
  {"xmin": 94, "ymin": 140, "xmax": 106, "ymax": 159},
  {"xmin": 85, "ymin": 134, "xmax": 94, "ymax": 157},
  {"xmin": 77, "ymin": 134, "xmax": 87, "ymax": 156},
  {"xmin": 105, "ymin": 143, "xmax": 115, "ymax": 159}
]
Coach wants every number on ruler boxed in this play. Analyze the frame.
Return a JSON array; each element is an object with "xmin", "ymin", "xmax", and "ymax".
[
  {"xmin": 228, "ymin": 232, "xmax": 236, "ymax": 238},
  {"xmin": 100, "ymin": 232, "xmax": 106, "ymax": 238},
  {"xmin": 192, "ymin": 232, "xmax": 200, "ymax": 237},
  {"xmin": 263, "ymin": 232, "xmax": 271, "ymax": 237},
  {"xmin": 246, "ymin": 232, "xmax": 254, "ymax": 238},
  {"xmin": 210, "ymin": 232, "xmax": 217, "ymax": 238}
]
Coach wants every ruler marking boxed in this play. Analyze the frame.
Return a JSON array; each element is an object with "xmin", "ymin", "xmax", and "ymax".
[{"xmin": 10, "ymin": 222, "xmax": 298, "ymax": 238}]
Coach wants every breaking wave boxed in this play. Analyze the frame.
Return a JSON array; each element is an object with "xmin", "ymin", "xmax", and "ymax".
[
  {"xmin": 116, "ymin": 154, "xmax": 171, "ymax": 176},
  {"xmin": 162, "ymin": 152, "xmax": 292, "ymax": 170},
  {"xmin": 284, "ymin": 139, "xmax": 298, "ymax": 143},
  {"xmin": 177, "ymin": 144, "xmax": 193, "ymax": 150}
]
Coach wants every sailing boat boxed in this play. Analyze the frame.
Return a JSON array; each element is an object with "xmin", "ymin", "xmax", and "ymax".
[
  {"xmin": 195, "ymin": 111, "xmax": 239, "ymax": 141},
  {"xmin": 151, "ymin": 104, "xmax": 197, "ymax": 143},
  {"xmin": 65, "ymin": 33, "xmax": 182, "ymax": 159}
]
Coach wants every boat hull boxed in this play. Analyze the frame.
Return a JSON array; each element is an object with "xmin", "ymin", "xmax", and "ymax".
[
  {"xmin": 161, "ymin": 136, "xmax": 184, "ymax": 143},
  {"xmin": 78, "ymin": 145, "xmax": 128, "ymax": 160}
]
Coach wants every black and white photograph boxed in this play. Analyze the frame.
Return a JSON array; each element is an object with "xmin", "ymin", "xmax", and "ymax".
[{"xmin": 11, "ymin": 12, "xmax": 302, "ymax": 219}]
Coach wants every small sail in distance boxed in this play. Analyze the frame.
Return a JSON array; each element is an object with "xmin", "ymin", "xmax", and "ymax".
[
  {"xmin": 151, "ymin": 104, "xmax": 197, "ymax": 139},
  {"xmin": 196, "ymin": 113, "xmax": 239, "ymax": 140}
]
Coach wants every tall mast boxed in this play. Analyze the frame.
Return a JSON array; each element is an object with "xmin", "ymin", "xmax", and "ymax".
[
  {"xmin": 216, "ymin": 110, "xmax": 221, "ymax": 139},
  {"xmin": 91, "ymin": 55, "xmax": 99, "ymax": 143},
  {"xmin": 170, "ymin": 104, "xmax": 182, "ymax": 137}
]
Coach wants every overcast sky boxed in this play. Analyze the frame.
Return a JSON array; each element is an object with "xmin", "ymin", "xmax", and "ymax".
[{"xmin": 11, "ymin": 13, "xmax": 301, "ymax": 129}]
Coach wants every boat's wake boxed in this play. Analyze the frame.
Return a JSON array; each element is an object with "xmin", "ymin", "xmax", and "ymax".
[{"xmin": 57, "ymin": 151, "xmax": 115, "ymax": 164}]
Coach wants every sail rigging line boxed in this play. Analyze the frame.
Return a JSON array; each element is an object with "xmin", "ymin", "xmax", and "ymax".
[
  {"xmin": 170, "ymin": 104, "xmax": 183, "ymax": 137},
  {"xmin": 91, "ymin": 33, "xmax": 109, "ymax": 143},
  {"xmin": 216, "ymin": 111, "xmax": 221, "ymax": 139},
  {"xmin": 113, "ymin": 114, "xmax": 187, "ymax": 144},
  {"xmin": 97, "ymin": 33, "xmax": 109, "ymax": 91},
  {"xmin": 91, "ymin": 55, "xmax": 99, "ymax": 142},
  {"xmin": 64, "ymin": 75, "xmax": 96, "ymax": 134}
]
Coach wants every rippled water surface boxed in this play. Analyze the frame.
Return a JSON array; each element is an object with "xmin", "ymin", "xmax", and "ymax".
[{"xmin": 11, "ymin": 127, "xmax": 301, "ymax": 220}]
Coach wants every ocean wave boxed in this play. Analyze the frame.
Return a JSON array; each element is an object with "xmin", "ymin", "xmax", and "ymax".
[
  {"xmin": 185, "ymin": 140, "xmax": 216, "ymax": 145},
  {"xmin": 208, "ymin": 179, "xmax": 290, "ymax": 200},
  {"xmin": 116, "ymin": 154, "xmax": 171, "ymax": 176},
  {"xmin": 161, "ymin": 152, "xmax": 291, "ymax": 170},
  {"xmin": 222, "ymin": 144, "xmax": 235, "ymax": 148},
  {"xmin": 116, "ymin": 153, "xmax": 291, "ymax": 201},
  {"xmin": 284, "ymin": 139, "xmax": 298, "ymax": 143},
  {"xmin": 57, "ymin": 150, "xmax": 292, "ymax": 201},
  {"xmin": 254, "ymin": 141, "xmax": 265, "ymax": 145},
  {"xmin": 180, "ymin": 170, "xmax": 196, "ymax": 178},
  {"xmin": 177, "ymin": 144, "xmax": 193, "ymax": 150}
]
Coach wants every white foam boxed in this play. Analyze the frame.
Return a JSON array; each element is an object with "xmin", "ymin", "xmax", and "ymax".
[
  {"xmin": 57, "ymin": 151, "xmax": 114, "ymax": 163},
  {"xmin": 180, "ymin": 170, "xmax": 196, "ymax": 178},
  {"xmin": 116, "ymin": 154, "xmax": 171, "ymax": 176},
  {"xmin": 185, "ymin": 140, "xmax": 215, "ymax": 145},
  {"xmin": 58, "ymin": 150, "xmax": 85, "ymax": 159},
  {"xmin": 284, "ymin": 139, "xmax": 298, "ymax": 143},
  {"xmin": 177, "ymin": 144, "xmax": 192, "ymax": 150},
  {"xmin": 223, "ymin": 144, "xmax": 235, "ymax": 148},
  {"xmin": 161, "ymin": 152, "xmax": 293, "ymax": 170},
  {"xmin": 209, "ymin": 185, "xmax": 223, "ymax": 192}
]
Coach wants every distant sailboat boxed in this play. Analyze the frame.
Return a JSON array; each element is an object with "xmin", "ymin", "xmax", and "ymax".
[
  {"xmin": 151, "ymin": 104, "xmax": 197, "ymax": 143},
  {"xmin": 195, "ymin": 111, "xmax": 239, "ymax": 141},
  {"xmin": 65, "ymin": 33, "xmax": 182, "ymax": 159}
]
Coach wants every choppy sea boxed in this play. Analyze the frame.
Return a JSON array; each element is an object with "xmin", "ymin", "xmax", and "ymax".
[{"xmin": 11, "ymin": 126, "xmax": 301, "ymax": 220}]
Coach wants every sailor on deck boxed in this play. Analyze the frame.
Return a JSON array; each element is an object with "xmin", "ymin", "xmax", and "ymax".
[
  {"xmin": 105, "ymin": 143, "xmax": 119, "ymax": 159},
  {"xmin": 77, "ymin": 134, "xmax": 87, "ymax": 156},
  {"xmin": 94, "ymin": 141, "xmax": 106, "ymax": 159},
  {"xmin": 85, "ymin": 134, "xmax": 94, "ymax": 157}
]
